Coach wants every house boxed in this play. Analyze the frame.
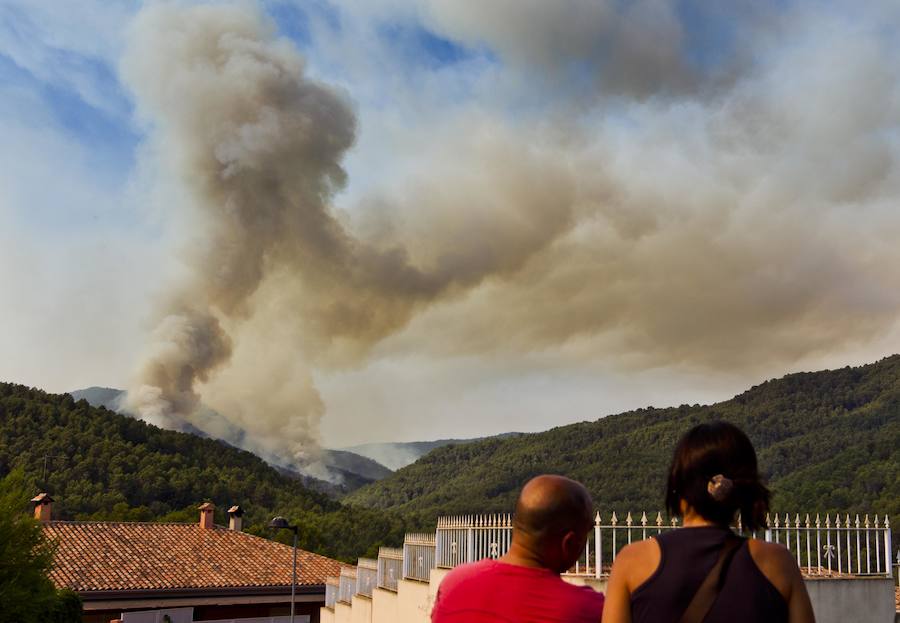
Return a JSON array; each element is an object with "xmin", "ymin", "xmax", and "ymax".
[{"xmin": 33, "ymin": 494, "xmax": 345, "ymax": 623}]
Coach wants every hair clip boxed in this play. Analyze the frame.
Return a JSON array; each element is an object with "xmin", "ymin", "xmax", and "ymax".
[{"xmin": 707, "ymin": 474, "xmax": 733, "ymax": 502}]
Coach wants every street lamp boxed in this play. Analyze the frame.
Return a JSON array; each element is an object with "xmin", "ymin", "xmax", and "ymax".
[{"xmin": 270, "ymin": 516, "xmax": 299, "ymax": 623}]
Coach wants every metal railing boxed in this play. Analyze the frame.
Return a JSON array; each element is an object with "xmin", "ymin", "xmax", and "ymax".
[
  {"xmin": 338, "ymin": 568, "xmax": 356, "ymax": 604},
  {"xmin": 403, "ymin": 532, "xmax": 436, "ymax": 583},
  {"xmin": 436, "ymin": 514, "xmax": 514, "ymax": 568},
  {"xmin": 377, "ymin": 547, "xmax": 403, "ymax": 592},
  {"xmin": 434, "ymin": 512, "xmax": 894, "ymax": 579},
  {"xmin": 356, "ymin": 558, "xmax": 377, "ymax": 597},
  {"xmin": 324, "ymin": 576, "xmax": 339, "ymax": 608},
  {"xmin": 761, "ymin": 513, "xmax": 893, "ymax": 577}
]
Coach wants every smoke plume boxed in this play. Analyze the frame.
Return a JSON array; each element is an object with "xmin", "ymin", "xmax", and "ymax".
[
  {"xmin": 120, "ymin": 3, "xmax": 361, "ymax": 465},
  {"xmin": 121, "ymin": 1, "xmax": 900, "ymax": 461},
  {"xmin": 120, "ymin": 3, "xmax": 573, "ymax": 468}
]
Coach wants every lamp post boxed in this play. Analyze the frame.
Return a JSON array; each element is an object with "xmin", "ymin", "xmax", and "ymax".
[{"xmin": 270, "ymin": 516, "xmax": 299, "ymax": 623}]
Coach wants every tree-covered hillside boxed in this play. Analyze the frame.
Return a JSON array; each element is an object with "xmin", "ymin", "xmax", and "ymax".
[
  {"xmin": 67, "ymin": 386, "xmax": 394, "ymax": 491},
  {"xmin": 0, "ymin": 384, "xmax": 407, "ymax": 561},
  {"xmin": 3, "ymin": 355, "xmax": 898, "ymax": 564},
  {"xmin": 348, "ymin": 356, "xmax": 900, "ymax": 525}
]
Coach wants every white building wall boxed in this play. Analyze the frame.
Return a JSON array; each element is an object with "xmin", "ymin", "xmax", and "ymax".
[
  {"xmin": 328, "ymin": 564, "xmax": 896, "ymax": 623},
  {"xmin": 804, "ymin": 578, "xmax": 895, "ymax": 623},
  {"xmin": 320, "ymin": 607, "xmax": 335, "ymax": 623},
  {"xmin": 371, "ymin": 588, "xmax": 399, "ymax": 623},
  {"xmin": 334, "ymin": 602, "xmax": 352, "ymax": 623},
  {"xmin": 396, "ymin": 578, "xmax": 432, "ymax": 623},
  {"xmin": 350, "ymin": 595, "xmax": 372, "ymax": 623}
]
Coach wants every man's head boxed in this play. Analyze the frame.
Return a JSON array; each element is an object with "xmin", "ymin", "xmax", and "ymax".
[{"xmin": 511, "ymin": 475, "xmax": 594, "ymax": 574}]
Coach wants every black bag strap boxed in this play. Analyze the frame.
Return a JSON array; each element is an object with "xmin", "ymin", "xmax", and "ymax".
[{"xmin": 678, "ymin": 535, "xmax": 744, "ymax": 623}]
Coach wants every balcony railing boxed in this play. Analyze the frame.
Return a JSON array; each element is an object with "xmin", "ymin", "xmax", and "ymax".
[
  {"xmin": 334, "ymin": 509, "xmax": 893, "ymax": 606},
  {"xmin": 324, "ymin": 576, "xmax": 339, "ymax": 608},
  {"xmin": 403, "ymin": 532, "xmax": 436, "ymax": 583},
  {"xmin": 356, "ymin": 558, "xmax": 377, "ymax": 597},
  {"xmin": 338, "ymin": 568, "xmax": 356, "ymax": 604},
  {"xmin": 377, "ymin": 547, "xmax": 403, "ymax": 592}
]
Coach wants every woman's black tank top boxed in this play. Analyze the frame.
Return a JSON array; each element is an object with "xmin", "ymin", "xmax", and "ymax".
[{"xmin": 630, "ymin": 526, "xmax": 788, "ymax": 623}]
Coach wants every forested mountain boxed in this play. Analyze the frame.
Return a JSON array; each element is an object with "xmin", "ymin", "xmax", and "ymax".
[
  {"xmin": 68, "ymin": 386, "xmax": 393, "ymax": 489},
  {"xmin": 4, "ymin": 355, "xmax": 898, "ymax": 564},
  {"xmin": 348, "ymin": 356, "xmax": 900, "ymax": 525},
  {"xmin": 0, "ymin": 384, "xmax": 407, "ymax": 561}
]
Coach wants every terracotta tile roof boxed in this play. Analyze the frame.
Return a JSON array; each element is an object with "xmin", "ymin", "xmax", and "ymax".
[{"xmin": 42, "ymin": 521, "xmax": 346, "ymax": 592}]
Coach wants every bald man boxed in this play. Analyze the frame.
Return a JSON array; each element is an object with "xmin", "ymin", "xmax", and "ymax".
[{"xmin": 431, "ymin": 475, "xmax": 605, "ymax": 622}]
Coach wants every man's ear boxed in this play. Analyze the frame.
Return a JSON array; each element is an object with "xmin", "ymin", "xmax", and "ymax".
[{"xmin": 560, "ymin": 530, "xmax": 578, "ymax": 556}]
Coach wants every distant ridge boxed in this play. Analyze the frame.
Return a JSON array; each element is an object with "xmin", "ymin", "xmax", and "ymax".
[
  {"xmin": 347, "ymin": 356, "xmax": 900, "ymax": 530},
  {"xmin": 69, "ymin": 386, "xmax": 124, "ymax": 411},
  {"xmin": 342, "ymin": 433, "xmax": 523, "ymax": 471}
]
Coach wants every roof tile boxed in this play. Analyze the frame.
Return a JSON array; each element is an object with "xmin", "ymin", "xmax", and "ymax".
[{"xmin": 42, "ymin": 522, "xmax": 346, "ymax": 592}]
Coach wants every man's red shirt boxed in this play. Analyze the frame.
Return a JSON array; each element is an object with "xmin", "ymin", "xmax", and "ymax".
[{"xmin": 431, "ymin": 559, "xmax": 605, "ymax": 622}]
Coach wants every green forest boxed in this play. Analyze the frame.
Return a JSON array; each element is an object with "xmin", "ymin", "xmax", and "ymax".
[
  {"xmin": 1, "ymin": 355, "xmax": 898, "ymax": 563},
  {"xmin": 348, "ymin": 356, "xmax": 900, "ymax": 527}
]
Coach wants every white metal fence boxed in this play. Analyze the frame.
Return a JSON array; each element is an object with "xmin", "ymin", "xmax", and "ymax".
[
  {"xmin": 377, "ymin": 546, "xmax": 403, "ymax": 592},
  {"xmin": 403, "ymin": 532, "xmax": 436, "ymax": 582},
  {"xmin": 324, "ymin": 577, "xmax": 339, "ymax": 608},
  {"xmin": 762, "ymin": 513, "xmax": 893, "ymax": 577},
  {"xmin": 337, "ymin": 511, "xmax": 893, "ymax": 602},
  {"xmin": 338, "ymin": 568, "xmax": 356, "ymax": 604},
  {"xmin": 434, "ymin": 512, "xmax": 894, "ymax": 579},
  {"xmin": 356, "ymin": 558, "xmax": 377, "ymax": 597},
  {"xmin": 435, "ymin": 514, "xmax": 514, "ymax": 568}
]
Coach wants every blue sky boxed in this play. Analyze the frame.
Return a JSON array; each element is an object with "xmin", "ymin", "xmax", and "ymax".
[{"xmin": 2, "ymin": 0, "xmax": 900, "ymax": 450}]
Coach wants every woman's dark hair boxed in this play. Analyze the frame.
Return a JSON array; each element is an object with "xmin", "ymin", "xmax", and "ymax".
[{"xmin": 665, "ymin": 421, "xmax": 770, "ymax": 531}]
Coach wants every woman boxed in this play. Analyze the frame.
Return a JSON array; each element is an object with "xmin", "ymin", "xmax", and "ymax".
[{"xmin": 603, "ymin": 421, "xmax": 815, "ymax": 623}]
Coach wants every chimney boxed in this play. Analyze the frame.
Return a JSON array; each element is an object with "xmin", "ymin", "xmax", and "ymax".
[
  {"xmin": 227, "ymin": 505, "xmax": 244, "ymax": 531},
  {"xmin": 198, "ymin": 502, "xmax": 215, "ymax": 529},
  {"xmin": 31, "ymin": 493, "xmax": 53, "ymax": 522}
]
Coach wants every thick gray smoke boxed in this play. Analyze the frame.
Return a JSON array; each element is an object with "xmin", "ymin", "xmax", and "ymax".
[
  {"xmin": 122, "ymin": 1, "xmax": 900, "ymax": 462},
  {"xmin": 120, "ymin": 3, "xmax": 572, "ymax": 469},
  {"xmin": 121, "ymin": 3, "xmax": 360, "ymax": 465}
]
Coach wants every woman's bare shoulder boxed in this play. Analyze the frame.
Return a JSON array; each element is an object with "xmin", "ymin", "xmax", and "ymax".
[
  {"xmin": 617, "ymin": 538, "xmax": 660, "ymax": 560},
  {"xmin": 747, "ymin": 538, "xmax": 801, "ymax": 599},
  {"xmin": 611, "ymin": 538, "xmax": 661, "ymax": 592}
]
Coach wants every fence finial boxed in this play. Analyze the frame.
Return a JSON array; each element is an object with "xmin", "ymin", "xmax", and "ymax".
[
  {"xmin": 626, "ymin": 512, "xmax": 633, "ymax": 527},
  {"xmin": 835, "ymin": 515, "xmax": 841, "ymax": 529},
  {"xmin": 884, "ymin": 515, "xmax": 889, "ymax": 528},
  {"xmin": 595, "ymin": 511, "xmax": 601, "ymax": 525},
  {"xmin": 656, "ymin": 512, "xmax": 663, "ymax": 527},
  {"xmin": 640, "ymin": 512, "xmax": 648, "ymax": 527},
  {"xmin": 611, "ymin": 512, "xmax": 618, "ymax": 526},
  {"xmin": 805, "ymin": 514, "xmax": 810, "ymax": 529},
  {"xmin": 815, "ymin": 514, "xmax": 820, "ymax": 528},
  {"xmin": 874, "ymin": 515, "xmax": 880, "ymax": 529}
]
